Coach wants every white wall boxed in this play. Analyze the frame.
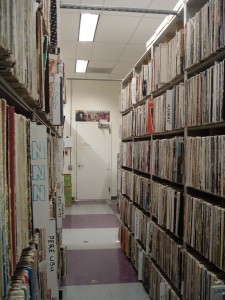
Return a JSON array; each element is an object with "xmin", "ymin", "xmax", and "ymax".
[{"xmin": 63, "ymin": 79, "xmax": 121, "ymax": 199}]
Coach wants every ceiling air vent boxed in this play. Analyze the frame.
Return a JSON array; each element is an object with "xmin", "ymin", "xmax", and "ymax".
[{"xmin": 87, "ymin": 67, "xmax": 113, "ymax": 74}]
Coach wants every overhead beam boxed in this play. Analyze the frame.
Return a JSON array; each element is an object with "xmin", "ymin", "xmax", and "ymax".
[{"xmin": 60, "ymin": 4, "xmax": 177, "ymax": 15}]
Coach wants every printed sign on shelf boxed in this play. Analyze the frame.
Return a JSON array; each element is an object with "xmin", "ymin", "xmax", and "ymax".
[{"xmin": 30, "ymin": 123, "xmax": 49, "ymax": 229}]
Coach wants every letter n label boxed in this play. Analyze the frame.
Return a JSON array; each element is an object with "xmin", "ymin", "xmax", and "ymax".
[{"xmin": 33, "ymin": 185, "xmax": 46, "ymax": 201}]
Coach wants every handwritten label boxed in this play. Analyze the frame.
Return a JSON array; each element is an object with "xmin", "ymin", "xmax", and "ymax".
[
  {"xmin": 55, "ymin": 139, "xmax": 64, "ymax": 228},
  {"xmin": 52, "ymin": 74, "xmax": 62, "ymax": 126},
  {"xmin": 211, "ymin": 286, "xmax": 225, "ymax": 300},
  {"xmin": 46, "ymin": 219, "xmax": 58, "ymax": 300}
]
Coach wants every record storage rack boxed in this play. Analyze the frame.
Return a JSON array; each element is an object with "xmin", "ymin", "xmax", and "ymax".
[
  {"xmin": 119, "ymin": 0, "xmax": 225, "ymax": 299},
  {"xmin": 0, "ymin": 0, "xmax": 66, "ymax": 299}
]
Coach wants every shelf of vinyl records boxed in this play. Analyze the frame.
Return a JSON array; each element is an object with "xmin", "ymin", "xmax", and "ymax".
[
  {"xmin": 0, "ymin": 1, "xmax": 67, "ymax": 299},
  {"xmin": 120, "ymin": 132, "xmax": 225, "ymax": 294},
  {"xmin": 0, "ymin": 100, "xmax": 66, "ymax": 299},
  {"xmin": 119, "ymin": 195, "xmax": 183, "ymax": 299},
  {"xmin": 0, "ymin": 0, "xmax": 65, "ymax": 137},
  {"xmin": 119, "ymin": 177, "xmax": 225, "ymax": 299},
  {"xmin": 120, "ymin": 0, "xmax": 225, "ymax": 299}
]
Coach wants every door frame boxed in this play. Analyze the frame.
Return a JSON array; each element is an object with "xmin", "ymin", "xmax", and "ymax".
[{"xmin": 75, "ymin": 121, "xmax": 112, "ymax": 200}]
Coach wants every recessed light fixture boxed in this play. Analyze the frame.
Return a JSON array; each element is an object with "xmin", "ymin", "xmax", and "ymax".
[
  {"xmin": 79, "ymin": 13, "xmax": 99, "ymax": 42},
  {"xmin": 76, "ymin": 60, "xmax": 88, "ymax": 73}
]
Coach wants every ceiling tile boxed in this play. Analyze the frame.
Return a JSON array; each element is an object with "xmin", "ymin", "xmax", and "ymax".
[
  {"xmin": 95, "ymin": 15, "xmax": 140, "ymax": 43},
  {"xmin": 61, "ymin": 41, "xmax": 76, "ymax": 60},
  {"xmin": 64, "ymin": 59, "xmax": 76, "ymax": 74},
  {"xmin": 150, "ymin": 0, "xmax": 178, "ymax": 10},
  {"xmin": 88, "ymin": 60, "xmax": 116, "ymax": 68},
  {"xmin": 112, "ymin": 61, "xmax": 134, "ymax": 76},
  {"xmin": 107, "ymin": 73, "xmax": 123, "ymax": 80},
  {"xmin": 100, "ymin": 0, "xmax": 154, "ymax": 17},
  {"xmin": 76, "ymin": 42, "xmax": 93, "ymax": 60},
  {"xmin": 91, "ymin": 43, "xmax": 125, "ymax": 61},
  {"xmin": 119, "ymin": 44, "xmax": 145, "ymax": 62},
  {"xmin": 103, "ymin": 0, "xmax": 152, "ymax": 9},
  {"xmin": 60, "ymin": 12, "xmax": 80, "ymax": 41},
  {"xmin": 129, "ymin": 16, "xmax": 164, "ymax": 44},
  {"xmin": 60, "ymin": 0, "xmax": 181, "ymax": 81}
]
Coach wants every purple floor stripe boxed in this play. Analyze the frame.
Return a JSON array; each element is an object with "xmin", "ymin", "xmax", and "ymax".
[
  {"xmin": 74, "ymin": 200, "xmax": 107, "ymax": 205},
  {"xmin": 63, "ymin": 214, "xmax": 120, "ymax": 229},
  {"xmin": 109, "ymin": 203, "xmax": 119, "ymax": 214},
  {"xmin": 61, "ymin": 248, "xmax": 138, "ymax": 286}
]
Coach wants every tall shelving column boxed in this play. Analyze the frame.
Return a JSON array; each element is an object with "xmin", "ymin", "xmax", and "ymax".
[
  {"xmin": 120, "ymin": 73, "xmax": 134, "ymax": 260},
  {"xmin": 120, "ymin": 1, "xmax": 184, "ymax": 299},
  {"xmin": 0, "ymin": 1, "xmax": 66, "ymax": 299},
  {"xmin": 119, "ymin": 0, "xmax": 225, "ymax": 299},
  {"xmin": 148, "ymin": 6, "xmax": 185, "ymax": 296},
  {"xmin": 182, "ymin": 0, "xmax": 225, "ymax": 298}
]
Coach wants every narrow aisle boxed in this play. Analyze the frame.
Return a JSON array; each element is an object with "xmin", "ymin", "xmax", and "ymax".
[{"xmin": 61, "ymin": 200, "xmax": 149, "ymax": 300}]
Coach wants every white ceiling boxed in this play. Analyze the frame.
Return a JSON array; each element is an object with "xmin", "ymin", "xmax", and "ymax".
[{"xmin": 59, "ymin": 0, "xmax": 178, "ymax": 81}]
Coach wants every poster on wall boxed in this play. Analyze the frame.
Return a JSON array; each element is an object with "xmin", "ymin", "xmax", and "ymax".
[{"xmin": 75, "ymin": 110, "xmax": 110, "ymax": 122}]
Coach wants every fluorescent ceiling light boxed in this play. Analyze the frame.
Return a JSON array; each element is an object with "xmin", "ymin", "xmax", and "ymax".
[
  {"xmin": 79, "ymin": 13, "xmax": 99, "ymax": 41},
  {"xmin": 76, "ymin": 60, "xmax": 88, "ymax": 73}
]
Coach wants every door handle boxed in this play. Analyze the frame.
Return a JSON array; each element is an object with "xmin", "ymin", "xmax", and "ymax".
[{"xmin": 78, "ymin": 164, "xmax": 84, "ymax": 168}]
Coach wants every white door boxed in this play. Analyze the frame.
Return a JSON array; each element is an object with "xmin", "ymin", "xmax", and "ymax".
[{"xmin": 76, "ymin": 122, "xmax": 111, "ymax": 200}]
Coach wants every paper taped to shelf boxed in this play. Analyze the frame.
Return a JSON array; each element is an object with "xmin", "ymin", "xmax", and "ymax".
[
  {"xmin": 52, "ymin": 73, "xmax": 63, "ymax": 126},
  {"xmin": 211, "ymin": 286, "xmax": 225, "ymax": 299},
  {"xmin": 160, "ymin": 282, "xmax": 166, "ymax": 300},
  {"xmin": 46, "ymin": 219, "xmax": 59, "ymax": 300},
  {"xmin": 55, "ymin": 139, "xmax": 64, "ymax": 228},
  {"xmin": 30, "ymin": 123, "xmax": 49, "ymax": 229}
]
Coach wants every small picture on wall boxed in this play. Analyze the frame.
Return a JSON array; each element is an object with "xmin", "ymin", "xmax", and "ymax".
[{"xmin": 75, "ymin": 110, "xmax": 110, "ymax": 122}]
